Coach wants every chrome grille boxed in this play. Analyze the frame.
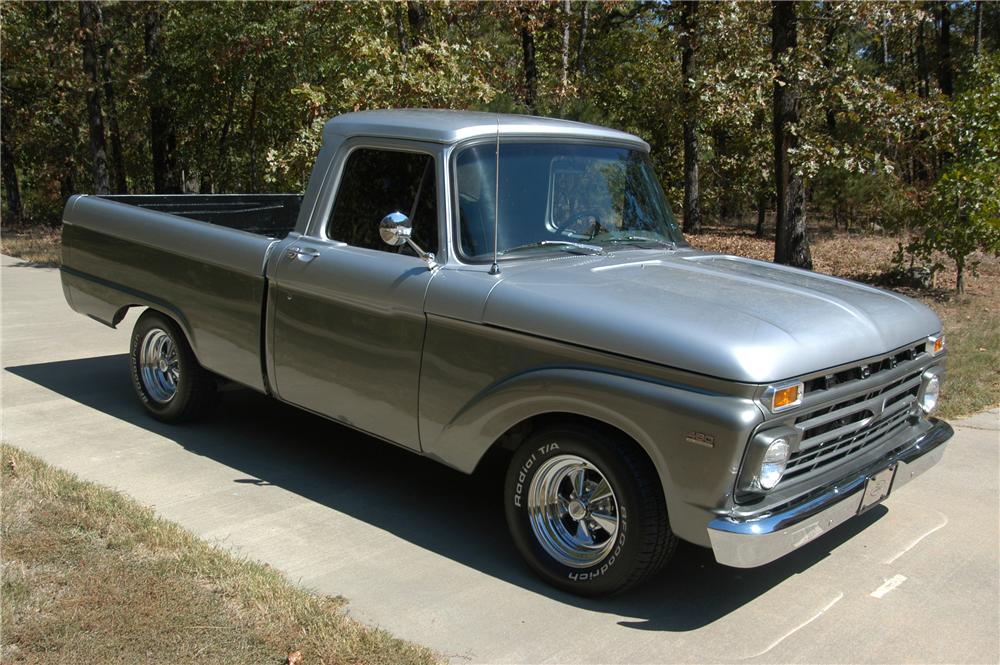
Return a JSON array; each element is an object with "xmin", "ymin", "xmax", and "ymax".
[
  {"xmin": 802, "ymin": 342, "xmax": 926, "ymax": 394},
  {"xmin": 782, "ymin": 370, "xmax": 922, "ymax": 484}
]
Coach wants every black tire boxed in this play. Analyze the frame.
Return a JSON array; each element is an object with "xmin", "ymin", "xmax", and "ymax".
[
  {"xmin": 504, "ymin": 423, "xmax": 677, "ymax": 596},
  {"xmin": 129, "ymin": 310, "xmax": 217, "ymax": 423}
]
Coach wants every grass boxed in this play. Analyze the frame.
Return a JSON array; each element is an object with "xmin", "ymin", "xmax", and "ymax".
[
  {"xmin": 0, "ymin": 226, "xmax": 62, "ymax": 266},
  {"xmin": 1, "ymin": 224, "xmax": 995, "ymax": 418},
  {"xmin": 0, "ymin": 445, "xmax": 440, "ymax": 665},
  {"xmin": 927, "ymin": 291, "xmax": 1000, "ymax": 417}
]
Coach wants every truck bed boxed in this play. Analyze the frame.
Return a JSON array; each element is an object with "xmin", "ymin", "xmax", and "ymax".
[
  {"xmin": 60, "ymin": 194, "xmax": 298, "ymax": 392},
  {"xmin": 99, "ymin": 194, "xmax": 302, "ymax": 238}
]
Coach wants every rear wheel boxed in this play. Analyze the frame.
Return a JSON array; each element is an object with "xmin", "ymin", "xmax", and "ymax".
[
  {"xmin": 129, "ymin": 310, "xmax": 216, "ymax": 422},
  {"xmin": 504, "ymin": 423, "xmax": 677, "ymax": 596}
]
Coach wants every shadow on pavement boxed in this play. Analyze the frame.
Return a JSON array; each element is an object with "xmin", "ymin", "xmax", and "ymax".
[
  {"xmin": 6, "ymin": 354, "xmax": 887, "ymax": 631},
  {"xmin": 3, "ymin": 258, "xmax": 60, "ymax": 269}
]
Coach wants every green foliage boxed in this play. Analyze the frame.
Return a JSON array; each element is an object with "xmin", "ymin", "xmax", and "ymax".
[
  {"xmin": 903, "ymin": 53, "xmax": 1000, "ymax": 292},
  {"xmin": 1, "ymin": 0, "xmax": 997, "ymax": 291},
  {"xmin": 2, "ymin": 2, "xmax": 89, "ymax": 223}
]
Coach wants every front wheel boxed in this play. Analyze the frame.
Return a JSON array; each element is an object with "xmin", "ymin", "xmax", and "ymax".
[
  {"xmin": 129, "ymin": 310, "xmax": 216, "ymax": 423},
  {"xmin": 504, "ymin": 424, "xmax": 677, "ymax": 596}
]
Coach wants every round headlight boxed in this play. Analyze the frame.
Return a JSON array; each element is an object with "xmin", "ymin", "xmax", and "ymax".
[
  {"xmin": 920, "ymin": 373, "xmax": 940, "ymax": 413},
  {"xmin": 758, "ymin": 438, "xmax": 790, "ymax": 490}
]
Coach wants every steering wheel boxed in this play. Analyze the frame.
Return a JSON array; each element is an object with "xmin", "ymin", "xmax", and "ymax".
[{"xmin": 556, "ymin": 210, "xmax": 605, "ymax": 239}]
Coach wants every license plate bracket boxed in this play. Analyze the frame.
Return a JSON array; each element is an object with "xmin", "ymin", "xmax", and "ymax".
[{"xmin": 858, "ymin": 465, "xmax": 897, "ymax": 514}]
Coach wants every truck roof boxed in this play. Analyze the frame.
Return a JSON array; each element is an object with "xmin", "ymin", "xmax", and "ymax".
[{"xmin": 323, "ymin": 109, "xmax": 649, "ymax": 151}]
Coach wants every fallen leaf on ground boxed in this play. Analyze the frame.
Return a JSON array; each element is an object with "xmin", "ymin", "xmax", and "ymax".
[{"xmin": 287, "ymin": 650, "xmax": 304, "ymax": 665}]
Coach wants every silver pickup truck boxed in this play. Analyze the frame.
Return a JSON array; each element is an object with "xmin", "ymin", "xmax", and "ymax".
[{"xmin": 61, "ymin": 110, "xmax": 952, "ymax": 596}]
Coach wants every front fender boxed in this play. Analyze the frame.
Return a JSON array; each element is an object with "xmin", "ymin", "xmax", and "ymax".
[{"xmin": 421, "ymin": 365, "xmax": 764, "ymax": 547}]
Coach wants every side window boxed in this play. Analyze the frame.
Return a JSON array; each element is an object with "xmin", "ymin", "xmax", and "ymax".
[{"xmin": 327, "ymin": 148, "xmax": 438, "ymax": 254}]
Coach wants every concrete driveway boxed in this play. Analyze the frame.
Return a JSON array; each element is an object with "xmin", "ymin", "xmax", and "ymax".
[{"xmin": 2, "ymin": 253, "xmax": 998, "ymax": 664}]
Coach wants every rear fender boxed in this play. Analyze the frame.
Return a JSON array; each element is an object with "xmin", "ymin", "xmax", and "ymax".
[{"xmin": 60, "ymin": 266, "xmax": 197, "ymax": 360}]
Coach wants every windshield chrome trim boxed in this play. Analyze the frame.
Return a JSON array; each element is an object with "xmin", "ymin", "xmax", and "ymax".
[{"xmin": 499, "ymin": 239, "xmax": 605, "ymax": 257}]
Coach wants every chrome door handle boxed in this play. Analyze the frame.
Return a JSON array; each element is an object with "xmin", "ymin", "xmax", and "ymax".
[{"xmin": 287, "ymin": 246, "xmax": 320, "ymax": 262}]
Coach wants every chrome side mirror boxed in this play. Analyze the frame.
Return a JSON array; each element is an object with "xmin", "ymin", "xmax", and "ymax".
[
  {"xmin": 379, "ymin": 211, "xmax": 437, "ymax": 269},
  {"xmin": 379, "ymin": 211, "xmax": 412, "ymax": 246}
]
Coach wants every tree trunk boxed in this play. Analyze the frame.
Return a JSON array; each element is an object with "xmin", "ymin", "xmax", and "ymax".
[
  {"xmin": 248, "ymin": 78, "xmax": 260, "ymax": 192},
  {"xmin": 145, "ymin": 6, "xmax": 180, "ymax": 193},
  {"xmin": 61, "ymin": 126, "xmax": 78, "ymax": 206},
  {"xmin": 822, "ymin": 1, "xmax": 837, "ymax": 134},
  {"xmin": 46, "ymin": 3, "xmax": 76, "ymax": 204},
  {"xmin": 771, "ymin": 1, "xmax": 812, "ymax": 269},
  {"xmin": 561, "ymin": 0, "xmax": 571, "ymax": 93},
  {"xmin": 395, "ymin": 3, "xmax": 409, "ymax": 53},
  {"xmin": 576, "ymin": 1, "xmax": 589, "ymax": 73},
  {"xmin": 520, "ymin": 5, "xmax": 538, "ymax": 114},
  {"xmin": 974, "ymin": 1, "xmax": 983, "ymax": 59},
  {"xmin": 880, "ymin": 19, "xmax": 889, "ymax": 69},
  {"xmin": 916, "ymin": 18, "xmax": 930, "ymax": 99},
  {"xmin": 80, "ymin": 1, "xmax": 110, "ymax": 195},
  {"xmin": 914, "ymin": 17, "xmax": 931, "ymax": 182},
  {"xmin": 821, "ymin": 4, "xmax": 845, "ymax": 221},
  {"xmin": 214, "ymin": 89, "xmax": 237, "ymax": 192},
  {"xmin": 938, "ymin": 1, "xmax": 952, "ymax": 96},
  {"xmin": 44, "ymin": 2, "xmax": 59, "ymax": 68},
  {"xmin": 407, "ymin": 2, "xmax": 428, "ymax": 47},
  {"xmin": 680, "ymin": 1, "xmax": 701, "ymax": 234},
  {"xmin": 713, "ymin": 126, "xmax": 731, "ymax": 222},
  {"xmin": 755, "ymin": 191, "xmax": 767, "ymax": 238},
  {"xmin": 1, "ymin": 110, "xmax": 22, "ymax": 224},
  {"xmin": 99, "ymin": 9, "xmax": 127, "ymax": 194}
]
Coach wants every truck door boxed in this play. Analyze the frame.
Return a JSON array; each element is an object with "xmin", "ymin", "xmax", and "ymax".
[{"xmin": 268, "ymin": 145, "xmax": 441, "ymax": 450}]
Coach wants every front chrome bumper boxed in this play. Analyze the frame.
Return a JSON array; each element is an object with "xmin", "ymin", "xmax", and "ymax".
[{"xmin": 708, "ymin": 419, "xmax": 953, "ymax": 568}]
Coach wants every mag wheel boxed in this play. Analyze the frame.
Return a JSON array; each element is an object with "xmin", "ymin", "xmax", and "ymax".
[
  {"xmin": 137, "ymin": 327, "xmax": 179, "ymax": 404},
  {"xmin": 129, "ymin": 310, "xmax": 216, "ymax": 423},
  {"xmin": 527, "ymin": 454, "xmax": 621, "ymax": 568},
  {"xmin": 504, "ymin": 423, "xmax": 677, "ymax": 596}
]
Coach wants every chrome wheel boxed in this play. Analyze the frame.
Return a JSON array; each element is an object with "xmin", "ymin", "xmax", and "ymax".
[
  {"xmin": 138, "ymin": 328, "xmax": 179, "ymax": 403},
  {"xmin": 527, "ymin": 454, "xmax": 620, "ymax": 568}
]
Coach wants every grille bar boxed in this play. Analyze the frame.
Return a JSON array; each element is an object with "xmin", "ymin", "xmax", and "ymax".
[
  {"xmin": 800, "ymin": 411, "xmax": 876, "ymax": 450},
  {"xmin": 796, "ymin": 373, "xmax": 922, "ymax": 435},
  {"xmin": 802, "ymin": 341, "xmax": 927, "ymax": 394},
  {"xmin": 787, "ymin": 407, "xmax": 911, "ymax": 475},
  {"xmin": 778, "ymin": 369, "xmax": 923, "ymax": 486}
]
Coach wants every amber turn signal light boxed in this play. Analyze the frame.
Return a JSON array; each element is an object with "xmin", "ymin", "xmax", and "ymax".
[
  {"xmin": 928, "ymin": 334, "xmax": 945, "ymax": 355},
  {"xmin": 767, "ymin": 382, "xmax": 804, "ymax": 412}
]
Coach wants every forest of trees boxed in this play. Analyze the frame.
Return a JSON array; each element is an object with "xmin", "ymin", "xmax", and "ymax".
[{"xmin": 2, "ymin": 1, "xmax": 998, "ymax": 290}]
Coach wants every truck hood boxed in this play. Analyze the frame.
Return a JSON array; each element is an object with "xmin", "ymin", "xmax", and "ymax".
[{"xmin": 481, "ymin": 250, "xmax": 941, "ymax": 384}]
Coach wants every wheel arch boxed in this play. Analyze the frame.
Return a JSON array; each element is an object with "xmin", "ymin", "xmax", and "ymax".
[
  {"xmin": 423, "ymin": 368, "xmax": 677, "ymax": 495},
  {"xmin": 475, "ymin": 411, "xmax": 664, "ymax": 493},
  {"xmin": 126, "ymin": 303, "xmax": 201, "ymax": 365}
]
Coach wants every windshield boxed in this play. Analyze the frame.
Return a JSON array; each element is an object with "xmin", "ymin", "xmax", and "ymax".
[{"xmin": 455, "ymin": 142, "xmax": 684, "ymax": 260}]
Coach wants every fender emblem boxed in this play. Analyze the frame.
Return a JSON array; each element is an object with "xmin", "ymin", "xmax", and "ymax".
[{"xmin": 685, "ymin": 432, "xmax": 715, "ymax": 448}]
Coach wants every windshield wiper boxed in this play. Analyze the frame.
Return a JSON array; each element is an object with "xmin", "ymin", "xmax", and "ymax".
[
  {"xmin": 603, "ymin": 235, "xmax": 677, "ymax": 249},
  {"xmin": 499, "ymin": 240, "xmax": 605, "ymax": 256}
]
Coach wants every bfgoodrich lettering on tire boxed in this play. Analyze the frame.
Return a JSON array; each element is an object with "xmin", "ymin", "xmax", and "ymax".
[
  {"xmin": 504, "ymin": 423, "xmax": 677, "ymax": 596},
  {"xmin": 129, "ymin": 310, "xmax": 217, "ymax": 423}
]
